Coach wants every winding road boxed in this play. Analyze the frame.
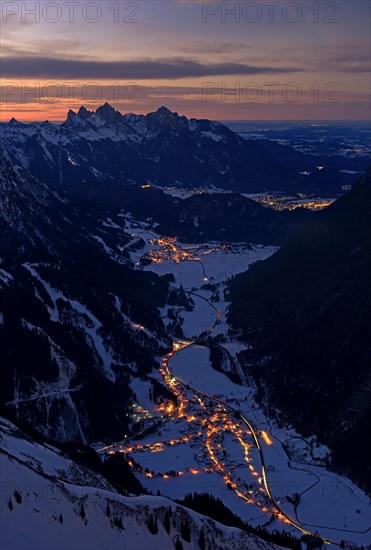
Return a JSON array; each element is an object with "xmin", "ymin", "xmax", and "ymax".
[
  {"xmin": 106, "ymin": 226, "xmax": 369, "ymax": 549},
  {"xmin": 164, "ymin": 255, "xmax": 346, "ymax": 547}
]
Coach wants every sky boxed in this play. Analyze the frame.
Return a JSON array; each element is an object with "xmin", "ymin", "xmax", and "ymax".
[{"xmin": 0, "ymin": 0, "xmax": 370, "ymax": 121}]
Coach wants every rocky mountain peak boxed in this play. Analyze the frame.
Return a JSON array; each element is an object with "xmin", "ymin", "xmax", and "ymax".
[
  {"xmin": 95, "ymin": 102, "xmax": 120, "ymax": 122},
  {"xmin": 64, "ymin": 109, "xmax": 79, "ymax": 126},
  {"xmin": 77, "ymin": 105, "xmax": 93, "ymax": 121},
  {"xmin": 156, "ymin": 106, "xmax": 178, "ymax": 117},
  {"xmin": 8, "ymin": 117, "xmax": 23, "ymax": 127},
  {"xmin": 147, "ymin": 105, "xmax": 189, "ymax": 131}
]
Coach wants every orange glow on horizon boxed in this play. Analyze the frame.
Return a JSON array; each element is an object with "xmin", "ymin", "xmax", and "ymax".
[{"xmin": 2, "ymin": 83, "xmax": 369, "ymax": 123}]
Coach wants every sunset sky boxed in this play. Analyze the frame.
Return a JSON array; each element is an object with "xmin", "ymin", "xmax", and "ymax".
[{"xmin": 1, "ymin": 0, "xmax": 370, "ymax": 121}]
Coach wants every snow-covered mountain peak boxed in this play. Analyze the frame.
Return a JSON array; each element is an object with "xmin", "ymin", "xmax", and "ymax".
[
  {"xmin": 0, "ymin": 104, "xmax": 287, "ymax": 192},
  {"xmin": 147, "ymin": 105, "xmax": 189, "ymax": 131},
  {"xmin": 153, "ymin": 105, "xmax": 179, "ymax": 118}
]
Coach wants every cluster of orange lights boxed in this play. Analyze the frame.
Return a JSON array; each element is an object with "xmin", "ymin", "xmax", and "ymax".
[
  {"xmin": 96, "ymin": 233, "xmax": 330, "ymax": 543},
  {"xmin": 202, "ymin": 404, "xmax": 266, "ymax": 506},
  {"xmin": 154, "ymin": 358, "xmax": 275, "ymax": 511},
  {"xmin": 105, "ymin": 349, "xmax": 276, "ymax": 520},
  {"xmin": 146, "ymin": 236, "xmax": 202, "ymax": 264},
  {"xmin": 104, "ymin": 298, "xmax": 282, "ymax": 526},
  {"xmin": 125, "ymin": 462, "xmax": 205, "ymax": 480},
  {"xmin": 157, "ymin": 401, "xmax": 176, "ymax": 415}
]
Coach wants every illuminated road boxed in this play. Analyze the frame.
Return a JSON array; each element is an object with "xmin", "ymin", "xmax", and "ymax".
[
  {"xmin": 164, "ymin": 340, "xmax": 330, "ymax": 543},
  {"xmin": 155, "ymin": 241, "xmax": 339, "ymax": 546},
  {"xmin": 101, "ymin": 230, "xmax": 358, "ymax": 548}
]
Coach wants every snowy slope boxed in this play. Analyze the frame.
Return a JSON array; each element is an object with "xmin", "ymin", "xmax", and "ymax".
[
  {"xmin": 0, "ymin": 417, "xmax": 283, "ymax": 550},
  {"xmin": 0, "ymin": 157, "xmax": 73, "ymax": 259},
  {"xmin": 0, "ymin": 158, "xmax": 171, "ymax": 445}
]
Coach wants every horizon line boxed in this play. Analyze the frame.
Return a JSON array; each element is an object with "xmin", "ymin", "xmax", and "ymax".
[{"xmin": 1, "ymin": 117, "xmax": 368, "ymax": 124}]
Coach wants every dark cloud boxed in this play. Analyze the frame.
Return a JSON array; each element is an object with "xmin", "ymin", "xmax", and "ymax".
[
  {"xmin": 278, "ymin": 39, "xmax": 371, "ymax": 74},
  {"xmin": 0, "ymin": 56, "xmax": 302, "ymax": 79}
]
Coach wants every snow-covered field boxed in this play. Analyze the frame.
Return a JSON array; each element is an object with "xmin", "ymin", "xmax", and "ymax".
[
  {"xmin": 181, "ymin": 298, "xmax": 216, "ymax": 339},
  {"xmin": 0, "ymin": 417, "xmax": 284, "ymax": 550},
  {"xmin": 2, "ymin": 214, "xmax": 370, "ymax": 549},
  {"xmin": 116, "ymin": 220, "xmax": 371, "ymax": 548},
  {"xmin": 171, "ymin": 345, "xmax": 247, "ymax": 401},
  {"xmin": 169, "ymin": 344, "xmax": 371, "ymax": 545}
]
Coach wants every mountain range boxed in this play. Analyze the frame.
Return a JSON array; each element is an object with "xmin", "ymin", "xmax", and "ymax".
[
  {"xmin": 1, "ymin": 104, "xmax": 370, "ymax": 547},
  {"xmin": 2, "ymin": 104, "xmax": 363, "ymax": 201},
  {"xmin": 0, "ymin": 104, "xmax": 297, "ymax": 194}
]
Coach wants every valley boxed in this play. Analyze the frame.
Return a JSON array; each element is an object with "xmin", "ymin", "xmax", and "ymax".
[
  {"xmin": 95, "ymin": 219, "xmax": 371, "ymax": 549},
  {"xmin": 1, "ymin": 0, "xmax": 370, "ymax": 545},
  {"xmin": 0, "ymin": 106, "xmax": 370, "ymax": 550}
]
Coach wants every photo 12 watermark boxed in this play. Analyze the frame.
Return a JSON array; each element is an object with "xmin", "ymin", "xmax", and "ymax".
[
  {"xmin": 202, "ymin": 2, "xmax": 340, "ymax": 24},
  {"xmin": 1, "ymin": 82, "xmax": 141, "ymax": 104},
  {"xmin": 202, "ymin": 81, "xmax": 340, "ymax": 103},
  {"xmin": 1, "ymin": 1, "xmax": 140, "ymax": 24}
]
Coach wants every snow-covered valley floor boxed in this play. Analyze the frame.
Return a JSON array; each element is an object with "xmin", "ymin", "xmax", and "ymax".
[
  {"xmin": 101, "ymin": 218, "xmax": 371, "ymax": 549},
  {"xmin": 3, "ymin": 215, "xmax": 370, "ymax": 550},
  {"xmin": 0, "ymin": 417, "xmax": 281, "ymax": 550}
]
